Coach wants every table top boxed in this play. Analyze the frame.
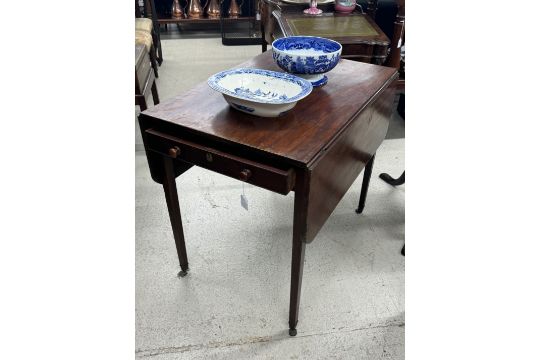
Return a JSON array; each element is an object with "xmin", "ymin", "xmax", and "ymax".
[
  {"xmin": 140, "ymin": 51, "xmax": 397, "ymax": 168},
  {"xmin": 275, "ymin": 12, "xmax": 389, "ymax": 46}
]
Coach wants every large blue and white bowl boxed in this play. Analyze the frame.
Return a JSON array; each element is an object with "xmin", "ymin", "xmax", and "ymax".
[
  {"xmin": 208, "ymin": 68, "xmax": 313, "ymax": 117},
  {"xmin": 272, "ymin": 36, "xmax": 342, "ymax": 87}
]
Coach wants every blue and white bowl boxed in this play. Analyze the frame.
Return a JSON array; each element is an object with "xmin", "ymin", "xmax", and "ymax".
[
  {"xmin": 272, "ymin": 36, "xmax": 342, "ymax": 87},
  {"xmin": 208, "ymin": 68, "xmax": 313, "ymax": 117}
]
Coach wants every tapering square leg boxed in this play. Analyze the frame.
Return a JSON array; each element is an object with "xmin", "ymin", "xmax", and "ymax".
[
  {"xmin": 356, "ymin": 154, "xmax": 376, "ymax": 214},
  {"xmin": 288, "ymin": 238, "xmax": 306, "ymax": 336},
  {"xmin": 162, "ymin": 156, "xmax": 189, "ymax": 277},
  {"xmin": 289, "ymin": 170, "xmax": 309, "ymax": 336},
  {"xmin": 151, "ymin": 81, "xmax": 160, "ymax": 106}
]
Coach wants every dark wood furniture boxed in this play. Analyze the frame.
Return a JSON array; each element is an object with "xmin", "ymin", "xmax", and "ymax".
[
  {"xmin": 151, "ymin": 0, "xmax": 262, "ymax": 45},
  {"xmin": 357, "ymin": 0, "xmax": 404, "ymax": 248},
  {"xmin": 261, "ymin": 0, "xmax": 333, "ymax": 51},
  {"xmin": 138, "ymin": 51, "xmax": 397, "ymax": 336},
  {"xmin": 152, "ymin": 0, "xmax": 256, "ymax": 22},
  {"xmin": 136, "ymin": 0, "xmax": 163, "ymax": 65},
  {"xmin": 276, "ymin": 11, "xmax": 389, "ymax": 64},
  {"xmin": 220, "ymin": 0, "xmax": 263, "ymax": 45},
  {"xmin": 380, "ymin": 171, "xmax": 404, "ymax": 186},
  {"xmin": 261, "ymin": 1, "xmax": 390, "ymax": 64},
  {"xmin": 136, "ymin": 44, "xmax": 160, "ymax": 111},
  {"xmin": 384, "ymin": 0, "xmax": 404, "ymax": 90}
]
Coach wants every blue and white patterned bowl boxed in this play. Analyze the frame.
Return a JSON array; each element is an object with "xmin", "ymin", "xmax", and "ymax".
[
  {"xmin": 208, "ymin": 68, "xmax": 313, "ymax": 117},
  {"xmin": 272, "ymin": 36, "xmax": 342, "ymax": 87}
]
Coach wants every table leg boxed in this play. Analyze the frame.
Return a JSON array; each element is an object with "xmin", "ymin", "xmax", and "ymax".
[
  {"xmin": 162, "ymin": 156, "xmax": 189, "ymax": 277},
  {"xmin": 261, "ymin": 23, "xmax": 267, "ymax": 53},
  {"xmin": 289, "ymin": 237, "xmax": 305, "ymax": 336},
  {"xmin": 379, "ymin": 171, "xmax": 405, "ymax": 186},
  {"xmin": 289, "ymin": 171, "xmax": 309, "ymax": 336},
  {"xmin": 151, "ymin": 81, "xmax": 160, "ymax": 106},
  {"xmin": 355, "ymin": 153, "xmax": 375, "ymax": 214}
]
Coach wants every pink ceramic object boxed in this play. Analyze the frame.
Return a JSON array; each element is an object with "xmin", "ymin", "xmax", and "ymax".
[
  {"xmin": 303, "ymin": 0, "xmax": 323, "ymax": 15},
  {"xmin": 334, "ymin": 0, "xmax": 356, "ymax": 13}
]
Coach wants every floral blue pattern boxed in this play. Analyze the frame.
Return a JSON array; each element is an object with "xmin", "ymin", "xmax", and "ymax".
[
  {"xmin": 272, "ymin": 36, "xmax": 342, "ymax": 75},
  {"xmin": 230, "ymin": 103, "xmax": 255, "ymax": 113},
  {"xmin": 273, "ymin": 36, "xmax": 341, "ymax": 53},
  {"xmin": 233, "ymin": 87, "xmax": 290, "ymax": 101},
  {"xmin": 207, "ymin": 68, "xmax": 313, "ymax": 104}
]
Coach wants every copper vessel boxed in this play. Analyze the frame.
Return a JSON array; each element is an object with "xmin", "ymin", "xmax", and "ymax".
[
  {"xmin": 228, "ymin": 0, "xmax": 241, "ymax": 18},
  {"xmin": 206, "ymin": 0, "xmax": 221, "ymax": 19},
  {"xmin": 171, "ymin": 0, "xmax": 184, "ymax": 18},
  {"xmin": 188, "ymin": 0, "xmax": 204, "ymax": 18}
]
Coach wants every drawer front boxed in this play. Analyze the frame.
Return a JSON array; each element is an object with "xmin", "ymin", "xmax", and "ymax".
[
  {"xmin": 145, "ymin": 129, "xmax": 296, "ymax": 195},
  {"xmin": 136, "ymin": 51, "xmax": 152, "ymax": 91},
  {"xmin": 341, "ymin": 43, "xmax": 388, "ymax": 64}
]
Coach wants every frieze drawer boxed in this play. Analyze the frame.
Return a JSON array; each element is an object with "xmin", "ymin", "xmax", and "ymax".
[{"xmin": 145, "ymin": 129, "xmax": 296, "ymax": 195}]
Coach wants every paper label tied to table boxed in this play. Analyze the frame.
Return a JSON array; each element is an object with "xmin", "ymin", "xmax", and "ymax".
[{"xmin": 240, "ymin": 182, "xmax": 248, "ymax": 210}]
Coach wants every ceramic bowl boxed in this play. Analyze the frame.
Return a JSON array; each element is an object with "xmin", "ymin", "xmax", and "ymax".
[
  {"xmin": 207, "ymin": 68, "xmax": 313, "ymax": 117},
  {"xmin": 334, "ymin": 0, "xmax": 356, "ymax": 13},
  {"xmin": 272, "ymin": 36, "xmax": 342, "ymax": 87}
]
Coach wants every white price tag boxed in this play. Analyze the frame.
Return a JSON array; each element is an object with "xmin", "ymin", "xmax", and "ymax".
[
  {"xmin": 240, "ymin": 182, "xmax": 249, "ymax": 210},
  {"xmin": 240, "ymin": 194, "xmax": 249, "ymax": 210}
]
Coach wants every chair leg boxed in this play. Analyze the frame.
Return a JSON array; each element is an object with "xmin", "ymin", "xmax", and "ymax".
[
  {"xmin": 151, "ymin": 81, "xmax": 160, "ymax": 106},
  {"xmin": 138, "ymin": 96, "xmax": 148, "ymax": 112},
  {"xmin": 288, "ymin": 238, "xmax": 305, "ymax": 337},
  {"xmin": 261, "ymin": 23, "xmax": 267, "ymax": 53},
  {"xmin": 355, "ymin": 154, "xmax": 375, "ymax": 214},
  {"xmin": 149, "ymin": 44, "xmax": 159, "ymax": 78},
  {"xmin": 156, "ymin": 43, "xmax": 163, "ymax": 65},
  {"xmin": 379, "ymin": 171, "xmax": 405, "ymax": 186},
  {"xmin": 151, "ymin": 29, "xmax": 163, "ymax": 65}
]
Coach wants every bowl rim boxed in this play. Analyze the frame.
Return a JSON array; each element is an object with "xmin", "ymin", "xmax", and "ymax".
[
  {"xmin": 271, "ymin": 36, "xmax": 343, "ymax": 55},
  {"xmin": 207, "ymin": 68, "xmax": 313, "ymax": 105}
]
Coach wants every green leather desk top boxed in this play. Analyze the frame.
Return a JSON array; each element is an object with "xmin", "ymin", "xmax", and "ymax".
[{"xmin": 288, "ymin": 15, "xmax": 379, "ymax": 37}]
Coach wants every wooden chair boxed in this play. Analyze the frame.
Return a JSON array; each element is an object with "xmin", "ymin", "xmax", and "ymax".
[
  {"xmin": 136, "ymin": 0, "xmax": 163, "ymax": 64},
  {"xmin": 136, "ymin": 44, "xmax": 160, "ymax": 111},
  {"xmin": 135, "ymin": 0, "xmax": 163, "ymax": 77}
]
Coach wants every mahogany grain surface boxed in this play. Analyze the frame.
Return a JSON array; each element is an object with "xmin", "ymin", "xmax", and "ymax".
[{"xmin": 140, "ymin": 51, "xmax": 397, "ymax": 168}]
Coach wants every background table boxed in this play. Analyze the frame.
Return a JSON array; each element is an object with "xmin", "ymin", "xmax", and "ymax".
[
  {"xmin": 261, "ymin": 0, "xmax": 390, "ymax": 64},
  {"xmin": 138, "ymin": 51, "xmax": 397, "ymax": 336}
]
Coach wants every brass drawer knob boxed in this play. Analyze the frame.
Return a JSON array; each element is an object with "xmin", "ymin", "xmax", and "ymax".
[
  {"xmin": 239, "ymin": 169, "xmax": 252, "ymax": 181},
  {"xmin": 168, "ymin": 146, "xmax": 181, "ymax": 158}
]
